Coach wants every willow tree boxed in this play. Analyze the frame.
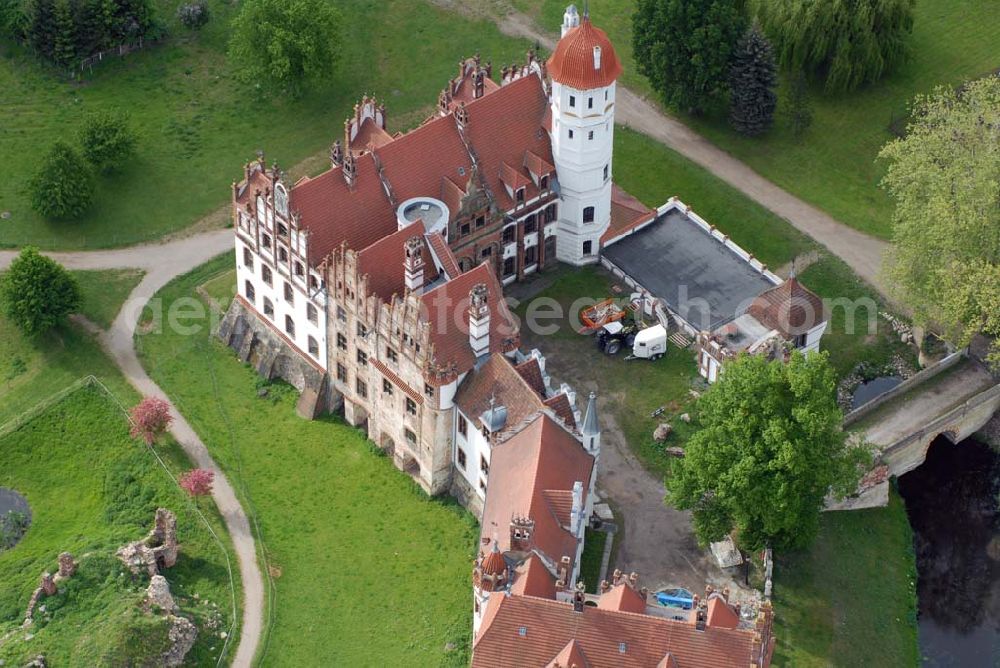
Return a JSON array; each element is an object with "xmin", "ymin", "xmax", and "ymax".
[
  {"xmin": 752, "ymin": 0, "xmax": 915, "ymax": 93},
  {"xmin": 880, "ymin": 77, "xmax": 1000, "ymax": 367}
]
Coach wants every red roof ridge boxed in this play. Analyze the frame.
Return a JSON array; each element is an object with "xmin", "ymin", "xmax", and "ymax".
[{"xmin": 547, "ymin": 16, "xmax": 623, "ymax": 90}]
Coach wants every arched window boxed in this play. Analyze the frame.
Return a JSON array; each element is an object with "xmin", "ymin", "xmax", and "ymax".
[
  {"xmin": 283, "ymin": 282, "xmax": 293, "ymax": 304},
  {"xmin": 245, "ymin": 281, "xmax": 255, "ymax": 304},
  {"xmin": 263, "ymin": 297, "xmax": 274, "ymax": 318},
  {"xmin": 285, "ymin": 316, "xmax": 295, "ymax": 337},
  {"xmin": 307, "ymin": 336, "xmax": 319, "ymax": 357},
  {"xmin": 583, "ymin": 206, "xmax": 595, "ymax": 223},
  {"xmin": 262, "ymin": 265, "xmax": 272, "ymax": 286},
  {"xmin": 307, "ymin": 303, "xmax": 318, "ymax": 324}
]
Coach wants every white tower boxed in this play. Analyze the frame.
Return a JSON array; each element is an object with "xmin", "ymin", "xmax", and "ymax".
[{"xmin": 547, "ymin": 8, "xmax": 622, "ymax": 265}]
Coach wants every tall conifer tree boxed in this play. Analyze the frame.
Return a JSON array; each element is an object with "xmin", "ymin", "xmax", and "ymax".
[{"xmin": 728, "ymin": 22, "xmax": 777, "ymax": 136}]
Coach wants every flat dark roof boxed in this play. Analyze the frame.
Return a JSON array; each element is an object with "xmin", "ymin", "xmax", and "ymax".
[{"xmin": 603, "ymin": 209, "xmax": 776, "ymax": 331}]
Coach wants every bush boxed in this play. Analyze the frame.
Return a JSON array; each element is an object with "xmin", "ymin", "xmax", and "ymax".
[
  {"xmin": 28, "ymin": 142, "xmax": 94, "ymax": 219},
  {"xmin": 0, "ymin": 247, "xmax": 81, "ymax": 336},
  {"xmin": 176, "ymin": 0, "xmax": 209, "ymax": 28},
  {"xmin": 79, "ymin": 108, "xmax": 136, "ymax": 173}
]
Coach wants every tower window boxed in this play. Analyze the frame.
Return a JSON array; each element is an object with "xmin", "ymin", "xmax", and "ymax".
[
  {"xmin": 583, "ymin": 240, "xmax": 593, "ymax": 255},
  {"xmin": 588, "ymin": 97, "xmax": 593, "ymax": 109},
  {"xmin": 604, "ymin": 164, "xmax": 609, "ymax": 181},
  {"xmin": 569, "ymin": 95, "xmax": 576, "ymax": 108},
  {"xmin": 588, "ymin": 130, "xmax": 594, "ymax": 141},
  {"xmin": 568, "ymin": 129, "xmax": 574, "ymax": 139},
  {"xmin": 583, "ymin": 206, "xmax": 595, "ymax": 223}
]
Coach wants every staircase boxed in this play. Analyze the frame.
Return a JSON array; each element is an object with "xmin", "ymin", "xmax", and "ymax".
[{"xmin": 669, "ymin": 330, "xmax": 692, "ymax": 349}]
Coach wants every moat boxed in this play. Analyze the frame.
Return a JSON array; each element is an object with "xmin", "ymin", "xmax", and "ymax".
[{"xmin": 898, "ymin": 435, "xmax": 1000, "ymax": 666}]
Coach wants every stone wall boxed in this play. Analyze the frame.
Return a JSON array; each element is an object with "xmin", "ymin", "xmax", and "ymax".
[{"xmin": 218, "ymin": 298, "xmax": 339, "ymax": 418}]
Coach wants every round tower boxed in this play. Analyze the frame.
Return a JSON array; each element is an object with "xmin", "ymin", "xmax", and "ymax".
[
  {"xmin": 472, "ymin": 542, "xmax": 507, "ymax": 635},
  {"xmin": 547, "ymin": 9, "xmax": 623, "ymax": 265}
]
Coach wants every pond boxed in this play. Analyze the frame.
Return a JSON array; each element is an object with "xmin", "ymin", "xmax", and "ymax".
[
  {"xmin": 0, "ymin": 487, "xmax": 32, "ymax": 551},
  {"xmin": 898, "ymin": 436, "xmax": 1000, "ymax": 666},
  {"xmin": 851, "ymin": 376, "xmax": 903, "ymax": 409}
]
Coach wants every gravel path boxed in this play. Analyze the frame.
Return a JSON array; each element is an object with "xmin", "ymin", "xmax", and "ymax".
[{"xmin": 1, "ymin": 231, "xmax": 265, "ymax": 668}]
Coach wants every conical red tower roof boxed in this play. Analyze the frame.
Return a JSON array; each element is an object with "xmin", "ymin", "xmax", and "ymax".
[
  {"xmin": 481, "ymin": 543, "xmax": 507, "ymax": 577},
  {"xmin": 547, "ymin": 17, "xmax": 623, "ymax": 89}
]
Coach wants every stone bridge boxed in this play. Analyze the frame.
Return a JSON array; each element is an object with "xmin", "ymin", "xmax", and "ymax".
[{"xmin": 848, "ymin": 353, "xmax": 1000, "ymax": 476}]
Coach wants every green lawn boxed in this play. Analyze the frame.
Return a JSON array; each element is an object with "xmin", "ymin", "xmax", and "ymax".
[
  {"xmin": 0, "ymin": 0, "xmax": 533, "ymax": 250},
  {"xmin": 72, "ymin": 268, "xmax": 144, "ymax": 329},
  {"xmin": 135, "ymin": 255, "xmax": 478, "ymax": 666},
  {"xmin": 0, "ymin": 385, "xmax": 238, "ymax": 666},
  {"xmin": 578, "ymin": 528, "xmax": 609, "ymax": 593},
  {"xmin": 514, "ymin": 0, "xmax": 999, "ymax": 239},
  {"xmin": 772, "ymin": 490, "xmax": 919, "ymax": 667}
]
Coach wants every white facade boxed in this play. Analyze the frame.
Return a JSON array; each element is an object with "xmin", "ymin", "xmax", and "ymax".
[
  {"xmin": 454, "ymin": 408, "xmax": 491, "ymax": 502},
  {"xmin": 549, "ymin": 77, "xmax": 616, "ymax": 265}
]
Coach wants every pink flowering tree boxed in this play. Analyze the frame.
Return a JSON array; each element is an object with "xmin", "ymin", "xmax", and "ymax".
[
  {"xmin": 129, "ymin": 397, "xmax": 173, "ymax": 445},
  {"xmin": 179, "ymin": 468, "xmax": 214, "ymax": 503}
]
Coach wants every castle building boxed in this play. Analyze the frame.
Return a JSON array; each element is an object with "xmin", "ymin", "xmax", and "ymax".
[{"xmin": 219, "ymin": 7, "xmax": 797, "ymax": 663}]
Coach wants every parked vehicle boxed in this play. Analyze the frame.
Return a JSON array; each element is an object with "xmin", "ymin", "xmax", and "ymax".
[{"xmin": 597, "ymin": 322, "xmax": 668, "ymax": 360}]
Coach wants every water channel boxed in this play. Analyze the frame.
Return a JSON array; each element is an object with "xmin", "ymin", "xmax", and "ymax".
[{"xmin": 897, "ymin": 436, "xmax": 1000, "ymax": 666}]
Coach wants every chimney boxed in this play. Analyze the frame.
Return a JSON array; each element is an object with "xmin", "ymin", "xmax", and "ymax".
[
  {"xmin": 404, "ymin": 237, "xmax": 425, "ymax": 294},
  {"xmin": 343, "ymin": 153, "xmax": 357, "ymax": 189},
  {"xmin": 473, "ymin": 69, "xmax": 485, "ymax": 99},
  {"xmin": 510, "ymin": 515, "xmax": 535, "ymax": 551},
  {"xmin": 573, "ymin": 582, "xmax": 586, "ymax": 612},
  {"xmin": 468, "ymin": 282, "xmax": 490, "ymax": 358},
  {"xmin": 556, "ymin": 555, "xmax": 571, "ymax": 589},
  {"xmin": 570, "ymin": 480, "xmax": 584, "ymax": 533}
]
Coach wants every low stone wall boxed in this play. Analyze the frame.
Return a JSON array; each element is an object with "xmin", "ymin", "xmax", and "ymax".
[
  {"xmin": 218, "ymin": 298, "xmax": 338, "ymax": 418},
  {"xmin": 449, "ymin": 472, "xmax": 484, "ymax": 521},
  {"xmin": 843, "ymin": 350, "xmax": 967, "ymax": 427}
]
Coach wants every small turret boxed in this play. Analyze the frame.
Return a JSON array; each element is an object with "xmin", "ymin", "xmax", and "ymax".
[{"xmin": 581, "ymin": 391, "xmax": 600, "ymax": 453}]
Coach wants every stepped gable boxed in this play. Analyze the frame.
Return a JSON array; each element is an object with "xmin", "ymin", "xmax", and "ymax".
[
  {"xmin": 479, "ymin": 414, "xmax": 594, "ymax": 567},
  {"xmin": 460, "ymin": 74, "xmax": 554, "ymax": 211},
  {"xmin": 748, "ymin": 276, "xmax": 826, "ymax": 337},
  {"xmin": 420, "ymin": 263, "xmax": 518, "ymax": 381},
  {"xmin": 473, "ymin": 593, "xmax": 771, "ymax": 668},
  {"xmin": 455, "ymin": 354, "xmax": 549, "ymax": 438},
  {"xmin": 289, "ymin": 152, "xmax": 397, "ymax": 265},
  {"xmin": 510, "ymin": 554, "xmax": 558, "ymax": 599},
  {"xmin": 547, "ymin": 16, "xmax": 623, "ymax": 90},
  {"xmin": 355, "ymin": 226, "xmax": 439, "ymax": 302}
]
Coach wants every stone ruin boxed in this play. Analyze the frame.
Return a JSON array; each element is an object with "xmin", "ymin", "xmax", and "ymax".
[
  {"xmin": 143, "ymin": 575, "xmax": 198, "ymax": 667},
  {"xmin": 116, "ymin": 508, "xmax": 179, "ymax": 576},
  {"xmin": 22, "ymin": 552, "xmax": 77, "ymax": 626}
]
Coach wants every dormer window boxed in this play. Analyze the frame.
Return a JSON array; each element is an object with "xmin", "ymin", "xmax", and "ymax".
[
  {"xmin": 540, "ymin": 175, "xmax": 549, "ymax": 190},
  {"xmin": 516, "ymin": 188, "xmax": 525, "ymax": 205}
]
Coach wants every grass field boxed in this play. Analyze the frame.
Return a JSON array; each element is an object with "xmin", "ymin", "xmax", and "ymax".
[
  {"xmin": 72, "ymin": 268, "xmax": 144, "ymax": 328},
  {"xmin": 0, "ymin": 385, "xmax": 238, "ymax": 666},
  {"xmin": 513, "ymin": 0, "xmax": 999, "ymax": 239},
  {"xmin": 135, "ymin": 255, "xmax": 479, "ymax": 666},
  {"xmin": 0, "ymin": 0, "xmax": 533, "ymax": 250},
  {"xmin": 772, "ymin": 490, "xmax": 919, "ymax": 667}
]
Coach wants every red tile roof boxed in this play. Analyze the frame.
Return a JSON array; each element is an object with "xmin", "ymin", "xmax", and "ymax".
[
  {"xmin": 473, "ymin": 593, "xmax": 771, "ymax": 668},
  {"xmin": 602, "ymin": 183, "xmax": 655, "ymax": 243},
  {"xmin": 356, "ymin": 225, "xmax": 439, "ymax": 302},
  {"xmin": 461, "ymin": 75, "xmax": 554, "ymax": 211},
  {"xmin": 510, "ymin": 554, "xmax": 558, "ymax": 600},
  {"xmin": 706, "ymin": 595, "xmax": 740, "ymax": 630},
  {"xmin": 289, "ymin": 153, "xmax": 398, "ymax": 265},
  {"xmin": 481, "ymin": 544, "xmax": 507, "ymax": 577},
  {"xmin": 747, "ymin": 277, "xmax": 826, "ymax": 338},
  {"xmin": 425, "ymin": 231, "xmax": 462, "ymax": 279},
  {"xmin": 374, "ymin": 113, "xmax": 473, "ymax": 205},
  {"xmin": 596, "ymin": 583, "xmax": 647, "ymax": 614},
  {"xmin": 546, "ymin": 639, "xmax": 592, "ymax": 668},
  {"xmin": 455, "ymin": 353, "xmax": 548, "ymax": 438},
  {"xmin": 543, "ymin": 393, "xmax": 577, "ymax": 429},
  {"xmin": 515, "ymin": 357, "xmax": 547, "ymax": 396},
  {"xmin": 523, "ymin": 150, "xmax": 554, "ymax": 180},
  {"xmin": 420, "ymin": 263, "xmax": 518, "ymax": 380},
  {"xmin": 349, "ymin": 117, "xmax": 394, "ymax": 154},
  {"xmin": 547, "ymin": 17, "xmax": 623, "ymax": 90},
  {"xmin": 479, "ymin": 414, "xmax": 594, "ymax": 569}
]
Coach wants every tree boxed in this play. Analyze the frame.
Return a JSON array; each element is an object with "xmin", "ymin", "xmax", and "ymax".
[
  {"xmin": 879, "ymin": 77, "xmax": 1000, "ymax": 367},
  {"xmin": 178, "ymin": 468, "xmax": 214, "ymax": 500},
  {"xmin": 0, "ymin": 248, "xmax": 81, "ymax": 336},
  {"xmin": 728, "ymin": 22, "xmax": 777, "ymax": 136},
  {"xmin": 51, "ymin": 0, "xmax": 76, "ymax": 68},
  {"xmin": 667, "ymin": 352, "xmax": 869, "ymax": 551},
  {"xmin": 24, "ymin": 0, "xmax": 56, "ymax": 60},
  {"xmin": 79, "ymin": 108, "xmax": 136, "ymax": 172},
  {"xmin": 28, "ymin": 142, "xmax": 94, "ymax": 219},
  {"xmin": 633, "ymin": 0, "xmax": 746, "ymax": 113},
  {"xmin": 228, "ymin": 0, "xmax": 343, "ymax": 96},
  {"xmin": 129, "ymin": 396, "xmax": 173, "ymax": 445},
  {"xmin": 752, "ymin": 0, "xmax": 915, "ymax": 93},
  {"xmin": 783, "ymin": 68, "xmax": 812, "ymax": 138}
]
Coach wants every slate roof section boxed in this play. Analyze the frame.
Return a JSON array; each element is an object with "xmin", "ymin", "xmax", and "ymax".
[
  {"xmin": 602, "ymin": 209, "xmax": 777, "ymax": 331},
  {"xmin": 547, "ymin": 17, "xmax": 623, "ymax": 90},
  {"xmin": 472, "ymin": 593, "xmax": 770, "ymax": 668},
  {"xmin": 479, "ymin": 414, "xmax": 594, "ymax": 568}
]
